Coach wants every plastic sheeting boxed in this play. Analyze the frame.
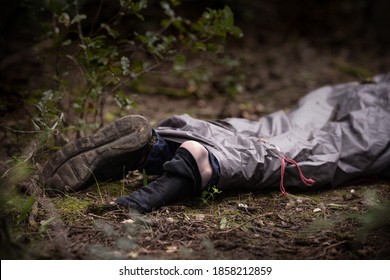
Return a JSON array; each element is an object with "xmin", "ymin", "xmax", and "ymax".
[{"xmin": 155, "ymin": 74, "xmax": 390, "ymax": 192}]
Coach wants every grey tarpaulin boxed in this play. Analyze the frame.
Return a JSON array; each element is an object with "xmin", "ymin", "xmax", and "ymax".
[{"xmin": 155, "ymin": 74, "xmax": 390, "ymax": 192}]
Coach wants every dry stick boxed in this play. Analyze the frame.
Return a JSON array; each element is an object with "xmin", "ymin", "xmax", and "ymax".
[
  {"xmin": 0, "ymin": 124, "xmax": 39, "ymax": 134},
  {"xmin": 88, "ymin": 213, "xmax": 111, "ymax": 220},
  {"xmin": 89, "ymin": 0, "xmax": 104, "ymax": 37},
  {"xmin": 1, "ymin": 142, "xmax": 37, "ymax": 179}
]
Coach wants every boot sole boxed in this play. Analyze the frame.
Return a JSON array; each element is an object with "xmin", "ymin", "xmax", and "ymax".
[{"xmin": 42, "ymin": 115, "xmax": 152, "ymax": 193}]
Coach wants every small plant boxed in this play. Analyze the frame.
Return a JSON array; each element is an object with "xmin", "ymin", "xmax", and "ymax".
[
  {"xmin": 355, "ymin": 200, "xmax": 390, "ymax": 242},
  {"xmin": 1, "ymin": 158, "xmax": 35, "ymax": 222},
  {"xmin": 142, "ymin": 169, "xmax": 148, "ymax": 186},
  {"xmin": 200, "ymin": 185, "xmax": 222, "ymax": 205}
]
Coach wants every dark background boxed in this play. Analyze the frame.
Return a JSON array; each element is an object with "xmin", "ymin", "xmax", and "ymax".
[
  {"xmin": 1, "ymin": 0, "xmax": 389, "ymax": 110},
  {"xmin": 1, "ymin": 0, "xmax": 390, "ymax": 59}
]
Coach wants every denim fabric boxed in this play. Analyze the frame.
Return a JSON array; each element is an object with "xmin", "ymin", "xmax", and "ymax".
[
  {"xmin": 140, "ymin": 130, "xmax": 179, "ymax": 175},
  {"xmin": 205, "ymin": 147, "xmax": 220, "ymax": 188},
  {"xmin": 141, "ymin": 130, "xmax": 221, "ymax": 187}
]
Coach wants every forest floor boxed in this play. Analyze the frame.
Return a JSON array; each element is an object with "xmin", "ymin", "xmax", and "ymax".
[{"xmin": 1, "ymin": 29, "xmax": 390, "ymax": 260}]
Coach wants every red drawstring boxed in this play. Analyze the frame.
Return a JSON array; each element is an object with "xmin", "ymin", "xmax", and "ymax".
[{"xmin": 279, "ymin": 152, "xmax": 315, "ymax": 195}]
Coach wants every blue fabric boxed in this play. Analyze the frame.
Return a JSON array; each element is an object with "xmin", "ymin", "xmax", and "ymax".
[
  {"xmin": 141, "ymin": 130, "xmax": 220, "ymax": 187},
  {"xmin": 206, "ymin": 147, "xmax": 221, "ymax": 188},
  {"xmin": 140, "ymin": 130, "xmax": 178, "ymax": 175}
]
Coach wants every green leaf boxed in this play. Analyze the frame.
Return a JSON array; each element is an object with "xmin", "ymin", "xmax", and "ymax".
[
  {"xmin": 71, "ymin": 14, "xmax": 87, "ymax": 25},
  {"xmin": 194, "ymin": 42, "xmax": 206, "ymax": 52},
  {"xmin": 219, "ymin": 217, "xmax": 228, "ymax": 229},
  {"xmin": 174, "ymin": 54, "xmax": 186, "ymax": 71},
  {"xmin": 143, "ymin": 169, "xmax": 148, "ymax": 186},
  {"xmin": 39, "ymin": 217, "xmax": 55, "ymax": 234},
  {"xmin": 101, "ymin": 23, "xmax": 120, "ymax": 38},
  {"xmin": 121, "ymin": 56, "xmax": 130, "ymax": 76},
  {"xmin": 58, "ymin": 12, "xmax": 70, "ymax": 27},
  {"xmin": 161, "ymin": 1, "xmax": 175, "ymax": 18},
  {"xmin": 17, "ymin": 195, "xmax": 36, "ymax": 224},
  {"xmin": 120, "ymin": 0, "xmax": 148, "ymax": 14},
  {"xmin": 61, "ymin": 39, "xmax": 72, "ymax": 46}
]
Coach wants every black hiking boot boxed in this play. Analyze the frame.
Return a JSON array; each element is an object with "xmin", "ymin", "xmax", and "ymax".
[{"xmin": 42, "ymin": 115, "xmax": 153, "ymax": 194}]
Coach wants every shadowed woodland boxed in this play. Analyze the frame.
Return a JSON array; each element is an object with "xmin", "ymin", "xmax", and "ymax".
[{"xmin": 1, "ymin": 0, "xmax": 390, "ymax": 259}]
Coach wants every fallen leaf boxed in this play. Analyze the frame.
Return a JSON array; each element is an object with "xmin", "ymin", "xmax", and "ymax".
[
  {"xmin": 327, "ymin": 203, "xmax": 346, "ymax": 209},
  {"xmin": 166, "ymin": 246, "xmax": 177, "ymax": 253},
  {"xmin": 121, "ymin": 219, "xmax": 135, "ymax": 224},
  {"xmin": 195, "ymin": 214, "xmax": 205, "ymax": 221},
  {"xmin": 285, "ymin": 202, "xmax": 295, "ymax": 209},
  {"xmin": 127, "ymin": 251, "xmax": 138, "ymax": 258},
  {"xmin": 219, "ymin": 217, "xmax": 228, "ymax": 229}
]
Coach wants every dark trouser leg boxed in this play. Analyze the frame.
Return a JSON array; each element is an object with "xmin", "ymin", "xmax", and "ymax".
[
  {"xmin": 115, "ymin": 147, "xmax": 202, "ymax": 213},
  {"xmin": 138, "ymin": 130, "xmax": 180, "ymax": 176}
]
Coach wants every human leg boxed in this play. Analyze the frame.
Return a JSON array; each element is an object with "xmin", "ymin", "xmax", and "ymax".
[
  {"xmin": 115, "ymin": 140, "xmax": 216, "ymax": 212},
  {"xmin": 138, "ymin": 130, "xmax": 179, "ymax": 176},
  {"xmin": 179, "ymin": 140, "xmax": 212, "ymax": 187}
]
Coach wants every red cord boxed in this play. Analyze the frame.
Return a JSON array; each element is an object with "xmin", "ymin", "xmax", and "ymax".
[{"xmin": 279, "ymin": 153, "xmax": 315, "ymax": 195}]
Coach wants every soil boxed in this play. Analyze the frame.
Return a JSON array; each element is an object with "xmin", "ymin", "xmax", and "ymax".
[{"xmin": 1, "ymin": 6, "xmax": 390, "ymax": 260}]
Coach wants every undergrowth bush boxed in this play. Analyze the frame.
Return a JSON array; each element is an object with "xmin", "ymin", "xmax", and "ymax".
[
  {"xmin": 1, "ymin": 0, "xmax": 243, "ymax": 174},
  {"xmin": 0, "ymin": 0, "xmax": 243, "ymax": 257},
  {"xmin": 43, "ymin": 0, "xmax": 242, "ymax": 133},
  {"xmin": 2, "ymin": 0, "xmax": 243, "ymax": 155}
]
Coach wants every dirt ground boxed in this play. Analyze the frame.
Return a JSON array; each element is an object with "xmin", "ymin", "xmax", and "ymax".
[{"xmin": 1, "ymin": 10, "xmax": 390, "ymax": 259}]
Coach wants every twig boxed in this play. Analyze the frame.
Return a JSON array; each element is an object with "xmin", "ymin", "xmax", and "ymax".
[
  {"xmin": 89, "ymin": 0, "xmax": 104, "ymax": 36},
  {"xmin": 88, "ymin": 213, "xmax": 111, "ymax": 220},
  {"xmin": 1, "ymin": 142, "xmax": 38, "ymax": 179},
  {"xmin": 0, "ymin": 123, "xmax": 38, "ymax": 134}
]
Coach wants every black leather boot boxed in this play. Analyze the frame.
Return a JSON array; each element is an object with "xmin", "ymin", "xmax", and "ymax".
[
  {"xmin": 42, "ymin": 115, "xmax": 153, "ymax": 193},
  {"xmin": 115, "ymin": 147, "xmax": 202, "ymax": 213}
]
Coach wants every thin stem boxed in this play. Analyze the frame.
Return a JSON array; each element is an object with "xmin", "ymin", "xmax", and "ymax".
[{"xmin": 86, "ymin": 166, "xmax": 104, "ymax": 204}]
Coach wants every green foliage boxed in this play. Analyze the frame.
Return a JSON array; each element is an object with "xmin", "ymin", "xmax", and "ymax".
[
  {"xmin": 0, "ymin": 1, "xmax": 243, "ymax": 258},
  {"xmin": 2, "ymin": 0, "xmax": 243, "ymax": 157},
  {"xmin": 355, "ymin": 197, "xmax": 390, "ymax": 242},
  {"xmin": 142, "ymin": 169, "xmax": 148, "ymax": 186},
  {"xmin": 30, "ymin": 89, "xmax": 64, "ymax": 147},
  {"xmin": 193, "ymin": 6, "xmax": 243, "ymax": 43},
  {"xmin": 17, "ymin": 195, "xmax": 36, "ymax": 225},
  {"xmin": 34, "ymin": 0, "xmax": 243, "ymax": 133},
  {"xmin": 200, "ymin": 185, "xmax": 222, "ymax": 205}
]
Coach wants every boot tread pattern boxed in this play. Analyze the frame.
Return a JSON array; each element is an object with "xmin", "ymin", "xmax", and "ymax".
[{"xmin": 43, "ymin": 115, "xmax": 152, "ymax": 192}]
